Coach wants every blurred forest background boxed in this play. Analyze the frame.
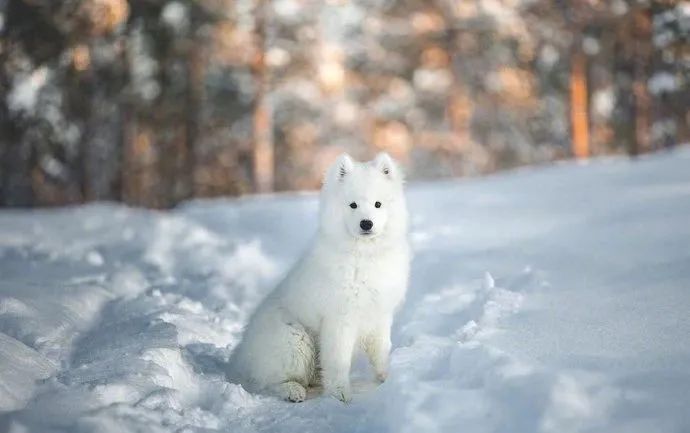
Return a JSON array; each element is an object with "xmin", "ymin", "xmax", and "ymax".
[{"xmin": 0, "ymin": 0, "xmax": 688, "ymax": 208}]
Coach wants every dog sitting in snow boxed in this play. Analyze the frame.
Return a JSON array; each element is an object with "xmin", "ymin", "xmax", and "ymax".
[{"xmin": 227, "ymin": 153, "xmax": 410, "ymax": 402}]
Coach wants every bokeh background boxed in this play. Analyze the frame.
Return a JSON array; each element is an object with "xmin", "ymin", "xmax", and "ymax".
[{"xmin": 1, "ymin": 0, "xmax": 688, "ymax": 208}]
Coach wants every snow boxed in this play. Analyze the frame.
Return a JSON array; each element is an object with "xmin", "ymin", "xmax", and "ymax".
[
  {"xmin": 7, "ymin": 67, "xmax": 50, "ymax": 115},
  {"xmin": 2, "ymin": 148, "xmax": 690, "ymax": 432},
  {"xmin": 592, "ymin": 87, "xmax": 615, "ymax": 119},
  {"xmin": 648, "ymin": 72, "xmax": 678, "ymax": 95},
  {"xmin": 582, "ymin": 36, "xmax": 600, "ymax": 56},
  {"xmin": 161, "ymin": 1, "xmax": 189, "ymax": 32}
]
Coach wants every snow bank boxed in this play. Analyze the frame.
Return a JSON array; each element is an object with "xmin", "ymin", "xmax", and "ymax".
[{"xmin": 1, "ymin": 148, "xmax": 690, "ymax": 432}]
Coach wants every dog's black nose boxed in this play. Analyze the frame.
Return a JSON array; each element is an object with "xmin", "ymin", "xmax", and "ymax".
[{"xmin": 360, "ymin": 220, "xmax": 373, "ymax": 231}]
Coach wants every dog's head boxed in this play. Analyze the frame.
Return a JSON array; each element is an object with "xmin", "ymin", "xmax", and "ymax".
[{"xmin": 320, "ymin": 152, "xmax": 406, "ymax": 242}]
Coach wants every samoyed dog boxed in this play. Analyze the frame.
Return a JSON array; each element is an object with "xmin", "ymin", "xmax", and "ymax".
[{"xmin": 227, "ymin": 152, "xmax": 410, "ymax": 403}]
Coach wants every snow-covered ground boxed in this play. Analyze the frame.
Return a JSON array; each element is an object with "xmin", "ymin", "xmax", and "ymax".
[{"xmin": 1, "ymin": 148, "xmax": 690, "ymax": 433}]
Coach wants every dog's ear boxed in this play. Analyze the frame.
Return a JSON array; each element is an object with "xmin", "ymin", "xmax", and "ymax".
[
  {"xmin": 372, "ymin": 152, "xmax": 400, "ymax": 181},
  {"xmin": 327, "ymin": 153, "xmax": 354, "ymax": 183}
]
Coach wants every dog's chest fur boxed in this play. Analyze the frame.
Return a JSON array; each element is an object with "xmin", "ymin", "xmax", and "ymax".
[{"xmin": 330, "ymin": 244, "xmax": 407, "ymax": 315}]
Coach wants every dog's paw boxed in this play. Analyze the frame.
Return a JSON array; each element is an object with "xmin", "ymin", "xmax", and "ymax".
[
  {"xmin": 375, "ymin": 370, "xmax": 388, "ymax": 383},
  {"xmin": 275, "ymin": 381, "xmax": 307, "ymax": 403},
  {"xmin": 326, "ymin": 385, "xmax": 352, "ymax": 403}
]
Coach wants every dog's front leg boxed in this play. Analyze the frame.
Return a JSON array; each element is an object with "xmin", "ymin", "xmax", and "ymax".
[
  {"xmin": 364, "ymin": 318, "xmax": 392, "ymax": 383},
  {"xmin": 320, "ymin": 319, "xmax": 355, "ymax": 403}
]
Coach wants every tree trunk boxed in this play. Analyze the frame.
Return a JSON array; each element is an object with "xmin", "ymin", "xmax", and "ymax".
[
  {"xmin": 570, "ymin": 48, "xmax": 590, "ymax": 159},
  {"xmin": 631, "ymin": 7, "xmax": 652, "ymax": 156},
  {"xmin": 252, "ymin": 0, "xmax": 274, "ymax": 193}
]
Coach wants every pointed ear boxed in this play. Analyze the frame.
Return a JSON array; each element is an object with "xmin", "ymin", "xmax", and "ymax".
[
  {"xmin": 372, "ymin": 152, "xmax": 399, "ymax": 180},
  {"xmin": 326, "ymin": 153, "xmax": 354, "ymax": 183}
]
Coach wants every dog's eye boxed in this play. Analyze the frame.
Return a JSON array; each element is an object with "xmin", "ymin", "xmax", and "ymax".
[
  {"xmin": 375, "ymin": 201, "xmax": 382, "ymax": 208},
  {"xmin": 349, "ymin": 202, "xmax": 357, "ymax": 209}
]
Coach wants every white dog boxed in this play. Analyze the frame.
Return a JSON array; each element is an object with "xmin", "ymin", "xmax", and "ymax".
[{"xmin": 227, "ymin": 153, "xmax": 410, "ymax": 402}]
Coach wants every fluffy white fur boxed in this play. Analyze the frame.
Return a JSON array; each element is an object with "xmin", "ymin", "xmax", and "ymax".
[{"xmin": 227, "ymin": 153, "xmax": 410, "ymax": 403}]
